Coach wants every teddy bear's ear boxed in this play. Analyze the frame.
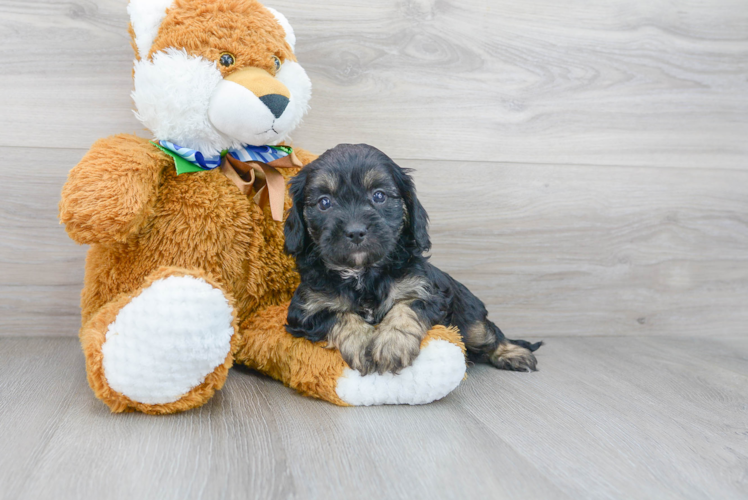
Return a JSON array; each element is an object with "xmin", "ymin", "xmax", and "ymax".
[
  {"xmin": 265, "ymin": 7, "xmax": 296, "ymax": 52},
  {"xmin": 128, "ymin": 0, "xmax": 174, "ymax": 59}
]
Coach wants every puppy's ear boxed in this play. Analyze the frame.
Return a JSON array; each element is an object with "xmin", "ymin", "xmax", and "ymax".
[
  {"xmin": 399, "ymin": 167, "xmax": 431, "ymax": 254},
  {"xmin": 284, "ymin": 170, "xmax": 309, "ymax": 257}
]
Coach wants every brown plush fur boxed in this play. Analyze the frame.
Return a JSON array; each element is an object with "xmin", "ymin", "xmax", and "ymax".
[
  {"xmin": 60, "ymin": 0, "xmax": 466, "ymax": 413},
  {"xmin": 61, "ymin": 134, "xmax": 304, "ymax": 328},
  {"xmin": 62, "ymin": 133, "xmax": 310, "ymax": 412},
  {"xmin": 147, "ymin": 0, "xmax": 296, "ymax": 73}
]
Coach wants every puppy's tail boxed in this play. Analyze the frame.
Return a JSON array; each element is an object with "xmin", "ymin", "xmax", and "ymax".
[{"xmin": 507, "ymin": 338, "xmax": 543, "ymax": 352}]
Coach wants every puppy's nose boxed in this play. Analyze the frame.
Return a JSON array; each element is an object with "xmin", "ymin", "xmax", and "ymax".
[
  {"xmin": 259, "ymin": 94, "xmax": 290, "ymax": 118},
  {"xmin": 345, "ymin": 223, "xmax": 368, "ymax": 245}
]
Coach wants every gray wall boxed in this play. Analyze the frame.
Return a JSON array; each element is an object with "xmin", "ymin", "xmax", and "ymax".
[{"xmin": 1, "ymin": 0, "xmax": 746, "ymax": 337}]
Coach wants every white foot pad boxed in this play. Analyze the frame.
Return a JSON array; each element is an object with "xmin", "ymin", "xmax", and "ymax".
[
  {"xmin": 335, "ymin": 340, "xmax": 466, "ymax": 406},
  {"xmin": 101, "ymin": 276, "xmax": 234, "ymax": 405}
]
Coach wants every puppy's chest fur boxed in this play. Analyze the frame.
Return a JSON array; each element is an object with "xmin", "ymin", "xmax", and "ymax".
[
  {"xmin": 361, "ymin": 273, "xmax": 432, "ymax": 324},
  {"xmin": 304, "ymin": 272, "xmax": 432, "ymax": 325}
]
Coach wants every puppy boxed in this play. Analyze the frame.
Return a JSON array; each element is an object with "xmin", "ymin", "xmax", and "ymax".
[{"xmin": 284, "ymin": 144, "xmax": 542, "ymax": 375}]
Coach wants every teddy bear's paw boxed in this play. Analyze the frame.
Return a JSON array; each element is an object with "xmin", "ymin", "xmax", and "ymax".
[
  {"xmin": 100, "ymin": 275, "xmax": 235, "ymax": 405},
  {"xmin": 335, "ymin": 339, "xmax": 466, "ymax": 406}
]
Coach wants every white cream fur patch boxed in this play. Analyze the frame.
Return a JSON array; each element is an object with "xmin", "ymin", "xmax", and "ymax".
[
  {"xmin": 335, "ymin": 339, "xmax": 466, "ymax": 406},
  {"xmin": 128, "ymin": 0, "xmax": 174, "ymax": 59},
  {"xmin": 101, "ymin": 276, "xmax": 234, "ymax": 405}
]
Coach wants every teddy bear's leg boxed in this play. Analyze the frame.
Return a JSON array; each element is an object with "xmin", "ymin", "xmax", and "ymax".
[
  {"xmin": 80, "ymin": 268, "xmax": 239, "ymax": 414},
  {"xmin": 235, "ymin": 304, "xmax": 467, "ymax": 406}
]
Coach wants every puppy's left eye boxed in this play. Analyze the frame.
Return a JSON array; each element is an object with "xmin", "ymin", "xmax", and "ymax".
[
  {"xmin": 372, "ymin": 191, "xmax": 387, "ymax": 204},
  {"xmin": 318, "ymin": 197, "xmax": 331, "ymax": 211},
  {"xmin": 272, "ymin": 56, "xmax": 282, "ymax": 73}
]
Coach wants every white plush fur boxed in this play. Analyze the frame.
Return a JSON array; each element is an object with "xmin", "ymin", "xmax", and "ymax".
[
  {"xmin": 266, "ymin": 7, "xmax": 296, "ymax": 52},
  {"xmin": 335, "ymin": 340, "xmax": 466, "ymax": 406},
  {"xmin": 270, "ymin": 61, "xmax": 312, "ymax": 143},
  {"xmin": 132, "ymin": 49, "xmax": 241, "ymax": 155},
  {"xmin": 208, "ymin": 60, "xmax": 311, "ymax": 147},
  {"xmin": 208, "ymin": 80, "xmax": 277, "ymax": 143},
  {"xmin": 101, "ymin": 276, "xmax": 235, "ymax": 405},
  {"xmin": 133, "ymin": 51, "xmax": 312, "ymax": 153},
  {"xmin": 128, "ymin": 0, "xmax": 174, "ymax": 59}
]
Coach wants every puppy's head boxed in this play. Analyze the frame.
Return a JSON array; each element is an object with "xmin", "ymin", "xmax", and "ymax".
[{"xmin": 285, "ymin": 144, "xmax": 430, "ymax": 270}]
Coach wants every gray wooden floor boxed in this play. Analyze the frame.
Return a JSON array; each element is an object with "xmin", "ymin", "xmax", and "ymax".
[
  {"xmin": 1, "ymin": 336, "xmax": 746, "ymax": 500},
  {"xmin": 1, "ymin": 1, "xmax": 747, "ymax": 499}
]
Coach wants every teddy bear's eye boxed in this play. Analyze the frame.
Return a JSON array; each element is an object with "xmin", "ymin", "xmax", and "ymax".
[
  {"xmin": 219, "ymin": 53, "xmax": 235, "ymax": 67},
  {"xmin": 272, "ymin": 56, "xmax": 282, "ymax": 73}
]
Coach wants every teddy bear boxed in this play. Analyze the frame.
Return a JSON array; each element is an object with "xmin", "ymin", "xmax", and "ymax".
[{"xmin": 59, "ymin": 0, "xmax": 467, "ymax": 414}]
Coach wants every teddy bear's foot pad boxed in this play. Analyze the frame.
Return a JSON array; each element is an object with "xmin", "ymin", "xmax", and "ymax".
[
  {"xmin": 335, "ymin": 339, "xmax": 466, "ymax": 406},
  {"xmin": 101, "ymin": 275, "xmax": 234, "ymax": 405}
]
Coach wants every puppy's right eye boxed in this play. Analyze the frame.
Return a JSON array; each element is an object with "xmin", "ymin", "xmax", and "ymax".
[
  {"xmin": 372, "ymin": 190, "xmax": 387, "ymax": 204},
  {"xmin": 318, "ymin": 197, "xmax": 331, "ymax": 211}
]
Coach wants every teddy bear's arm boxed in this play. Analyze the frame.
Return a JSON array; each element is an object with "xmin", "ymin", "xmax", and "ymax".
[{"xmin": 60, "ymin": 134, "xmax": 168, "ymax": 245}]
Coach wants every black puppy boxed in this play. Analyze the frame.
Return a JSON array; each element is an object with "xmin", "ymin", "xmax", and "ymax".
[{"xmin": 284, "ymin": 144, "xmax": 542, "ymax": 375}]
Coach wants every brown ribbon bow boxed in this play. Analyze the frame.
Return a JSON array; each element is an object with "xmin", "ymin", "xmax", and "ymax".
[{"xmin": 220, "ymin": 150, "xmax": 302, "ymax": 221}]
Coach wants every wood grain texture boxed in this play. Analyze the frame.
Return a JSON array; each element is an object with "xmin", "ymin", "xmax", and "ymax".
[
  {"xmin": 1, "ymin": 336, "xmax": 746, "ymax": 500},
  {"xmin": 3, "ymin": 145, "xmax": 746, "ymax": 337},
  {"xmin": 0, "ymin": 146, "xmax": 86, "ymax": 336},
  {"xmin": 0, "ymin": 0, "xmax": 746, "ymax": 168},
  {"xmin": 407, "ymin": 159, "xmax": 748, "ymax": 338},
  {"xmin": 458, "ymin": 335, "xmax": 748, "ymax": 500}
]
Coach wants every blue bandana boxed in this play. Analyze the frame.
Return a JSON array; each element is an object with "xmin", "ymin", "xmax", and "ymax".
[{"xmin": 156, "ymin": 140, "xmax": 293, "ymax": 175}]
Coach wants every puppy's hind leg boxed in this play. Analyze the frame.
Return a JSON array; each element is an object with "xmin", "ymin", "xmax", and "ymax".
[{"xmin": 465, "ymin": 321, "xmax": 542, "ymax": 372}]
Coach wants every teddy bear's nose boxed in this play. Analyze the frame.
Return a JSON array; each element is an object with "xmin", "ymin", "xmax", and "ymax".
[
  {"xmin": 223, "ymin": 67, "xmax": 292, "ymax": 119},
  {"xmin": 259, "ymin": 94, "xmax": 290, "ymax": 119}
]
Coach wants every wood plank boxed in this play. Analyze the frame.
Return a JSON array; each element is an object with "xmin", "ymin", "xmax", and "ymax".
[
  {"xmin": 0, "ymin": 338, "xmax": 568, "ymax": 500},
  {"xmin": 1, "ymin": 337, "xmax": 746, "ymax": 499},
  {"xmin": 0, "ymin": 0, "xmax": 746, "ymax": 168},
  {"xmin": 241, "ymin": 367, "xmax": 570, "ymax": 500},
  {"xmin": 2, "ymin": 147, "xmax": 747, "ymax": 337},
  {"xmin": 455, "ymin": 336, "xmax": 748, "ymax": 499},
  {"xmin": 407, "ymin": 159, "xmax": 748, "ymax": 338},
  {"xmin": 0, "ymin": 146, "xmax": 87, "ymax": 288},
  {"xmin": 0, "ymin": 338, "xmax": 90, "ymax": 499},
  {"xmin": 0, "ymin": 146, "xmax": 86, "ymax": 336}
]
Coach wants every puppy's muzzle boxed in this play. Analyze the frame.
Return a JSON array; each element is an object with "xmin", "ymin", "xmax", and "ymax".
[{"xmin": 345, "ymin": 222, "xmax": 369, "ymax": 245}]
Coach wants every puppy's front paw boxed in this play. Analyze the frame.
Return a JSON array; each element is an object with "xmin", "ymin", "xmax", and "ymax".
[
  {"xmin": 339, "ymin": 334, "xmax": 376, "ymax": 375},
  {"xmin": 368, "ymin": 329, "xmax": 422, "ymax": 374},
  {"xmin": 330, "ymin": 314, "xmax": 377, "ymax": 375},
  {"xmin": 369, "ymin": 303, "xmax": 428, "ymax": 374}
]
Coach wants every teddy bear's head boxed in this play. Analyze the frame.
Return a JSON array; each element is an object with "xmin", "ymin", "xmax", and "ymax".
[{"xmin": 129, "ymin": 0, "xmax": 311, "ymax": 155}]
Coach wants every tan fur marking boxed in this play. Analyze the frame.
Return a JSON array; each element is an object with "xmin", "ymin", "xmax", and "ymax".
[
  {"xmin": 378, "ymin": 276, "xmax": 431, "ymax": 317},
  {"xmin": 300, "ymin": 289, "xmax": 352, "ymax": 320},
  {"xmin": 309, "ymin": 172, "xmax": 338, "ymax": 193},
  {"xmin": 464, "ymin": 322, "xmax": 493, "ymax": 349},
  {"xmin": 363, "ymin": 168, "xmax": 388, "ymax": 190},
  {"xmin": 370, "ymin": 302, "xmax": 428, "ymax": 374},
  {"xmin": 328, "ymin": 312, "xmax": 376, "ymax": 373},
  {"xmin": 491, "ymin": 341, "xmax": 538, "ymax": 372}
]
